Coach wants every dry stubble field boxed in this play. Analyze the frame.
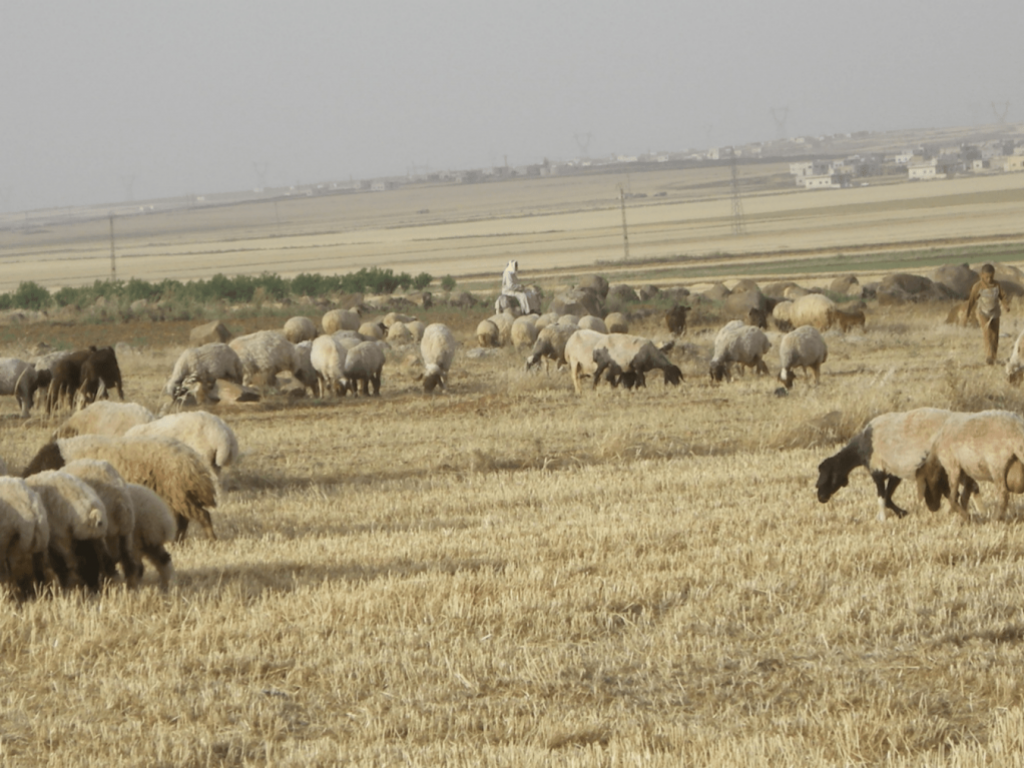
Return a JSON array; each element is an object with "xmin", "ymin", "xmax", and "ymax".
[{"xmin": 6, "ymin": 300, "xmax": 1024, "ymax": 765}]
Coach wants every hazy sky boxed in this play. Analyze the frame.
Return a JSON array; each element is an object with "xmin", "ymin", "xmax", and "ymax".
[{"xmin": 2, "ymin": 1, "xmax": 1021, "ymax": 212}]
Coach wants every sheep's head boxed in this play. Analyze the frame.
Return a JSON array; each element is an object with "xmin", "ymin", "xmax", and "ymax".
[
  {"xmin": 779, "ymin": 368, "xmax": 796, "ymax": 390},
  {"xmin": 815, "ymin": 455, "xmax": 849, "ymax": 503},
  {"xmin": 915, "ymin": 455, "xmax": 948, "ymax": 512},
  {"xmin": 709, "ymin": 361, "xmax": 728, "ymax": 383},
  {"xmin": 662, "ymin": 364, "xmax": 683, "ymax": 386}
]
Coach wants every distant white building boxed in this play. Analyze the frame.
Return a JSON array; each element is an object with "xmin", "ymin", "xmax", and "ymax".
[{"xmin": 907, "ymin": 159, "xmax": 940, "ymax": 180}]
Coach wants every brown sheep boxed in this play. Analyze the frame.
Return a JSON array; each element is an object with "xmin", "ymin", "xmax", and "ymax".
[
  {"xmin": 664, "ymin": 305, "xmax": 690, "ymax": 336},
  {"xmin": 835, "ymin": 308, "xmax": 866, "ymax": 333}
]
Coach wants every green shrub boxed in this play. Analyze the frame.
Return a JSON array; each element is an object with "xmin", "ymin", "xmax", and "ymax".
[
  {"xmin": 10, "ymin": 281, "xmax": 52, "ymax": 311},
  {"xmin": 440, "ymin": 275, "xmax": 457, "ymax": 292}
]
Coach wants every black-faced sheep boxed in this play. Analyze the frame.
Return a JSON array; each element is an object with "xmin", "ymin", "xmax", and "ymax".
[
  {"xmin": 816, "ymin": 407, "xmax": 958, "ymax": 521},
  {"xmin": 525, "ymin": 323, "xmax": 576, "ymax": 372},
  {"xmin": 0, "ymin": 477, "xmax": 50, "ymax": 595},
  {"xmin": 322, "ymin": 308, "xmax": 362, "ymax": 335},
  {"xmin": 23, "ymin": 434, "xmax": 218, "ymax": 541},
  {"xmin": 24, "ymin": 470, "xmax": 109, "ymax": 590},
  {"xmin": 125, "ymin": 411, "xmax": 240, "ymax": 476},
  {"xmin": 421, "ymin": 323, "xmax": 457, "ymax": 393},
  {"xmin": 125, "ymin": 483, "xmax": 176, "ymax": 590},
  {"xmin": 664, "ymin": 305, "xmax": 689, "ymax": 336},
  {"xmin": 56, "ymin": 401, "xmax": 155, "ymax": 439},
  {"xmin": 709, "ymin": 322, "xmax": 771, "ymax": 382},
  {"xmin": 283, "ymin": 316, "xmax": 318, "ymax": 344},
  {"xmin": 75, "ymin": 346, "xmax": 125, "ymax": 408},
  {"xmin": 916, "ymin": 410, "xmax": 1024, "ymax": 522},
  {"xmin": 344, "ymin": 341, "xmax": 387, "ymax": 396},
  {"xmin": 778, "ymin": 326, "xmax": 828, "ymax": 390},
  {"xmin": 310, "ymin": 335, "xmax": 349, "ymax": 397},
  {"xmin": 165, "ymin": 343, "xmax": 244, "ymax": 396},
  {"xmin": 592, "ymin": 334, "xmax": 683, "ymax": 388}
]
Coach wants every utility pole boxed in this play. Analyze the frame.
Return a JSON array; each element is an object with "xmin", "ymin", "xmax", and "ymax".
[
  {"xmin": 109, "ymin": 214, "xmax": 117, "ymax": 280},
  {"xmin": 729, "ymin": 147, "xmax": 747, "ymax": 236},
  {"xmin": 618, "ymin": 185, "xmax": 630, "ymax": 260}
]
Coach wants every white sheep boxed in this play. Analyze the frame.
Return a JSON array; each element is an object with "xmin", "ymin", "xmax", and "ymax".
[
  {"xmin": 230, "ymin": 331, "xmax": 315, "ymax": 390},
  {"xmin": 421, "ymin": 323, "xmax": 457, "ymax": 393},
  {"xmin": 564, "ymin": 328, "xmax": 609, "ymax": 395},
  {"xmin": 165, "ymin": 343, "xmax": 244, "ymax": 396},
  {"xmin": 778, "ymin": 326, "xmax": 828, "ymax": 389},
  {"xmin": 709, "ymin": 322, "xmax": 771, "ymax": 382},
  {"xmin": 125, "ymin": 411, "xmax": 239, "ymax": 476},
  {"xmin": 283, "ymin": 316, "xmax": 318, "ymax": 344},
  {"xmin": 386, "ymin": 321, "xmax": 415, "ymax": 344},
  {"xmin": 0, "ymin": 477, "xmax": 49, "ymax": 593},
  {"xmin": 322, "ymin": 308, "xmax": 361, "ymax": 334},
  {"xmin": 476, "ymin": 319, "xmax": 500, "ymax": 348},
  {"xmin": 24, "ymin": 470, "xmax": 109, "ymax": 590},
  {"xmin": 383, "ymin": 311, "xmax": 416, "ymax": 328},
  {"xmin": 593, "ymin": 334, "xmax": 683, "ymax": 388},
  {"xmin": 772, "ymin": 300, "xmax": 794, "ymax": 332},
  {"xmin": 24, "ymin": 434, "xmax": 218, "ymax": 541},
  {"xmin": 525, "ymin": 323, "xmax": 577, "ymax": 372},
  {"xmin": 61, "ymin": 459, "xmax": 140, "ymax": 587},
  {"xmin": 603, "ymin": 312, "xmax": 629, "ymax": 334},
  {"xmin": 310, "ymin": 334, "xmax": 349, "ymax": 397},
  {"xmin": 358, "ymin": 321, "xmax": 386, "ymax": 341},
  {"xmin": 0, "ymin": 358, "xmax": 37, "ymax": 418},
  {"xmin": 344, "ymin": 341, "xmax": 387, "ymax": 396},
  {"xmin": 125, "ymin": 483, "xmax": 177, "ymax": 590},
  {"xmin": 817, "ymin": 408, "xmax": 956, "ymax": 521},
  {"xmin": 534, "ymin": 312, "xmax": 560, "ymax": 331},
  {"xmin": 56, "ymin": 401, "xmax": 155, "ymax": 439},
  {"xmin": 333, "ymin": 331, "xmax": 368, "ymax": 351},
  {"xmin": 293, "ymin": 340, "xmax": 318, "ymax": 394},
  {"xmin": 916, "ymin": 410, "xmax": 1024, "ymax": 522},
  {"xmin": 578, "ymin": 315, "xmax": 608, "ymax": 334},
  {"xmin": 557, "ymin": 314, "xmax": 581, "ymax": 327},
  {"xmin": 488, "ymin": 313, "xmax": 514, "ymax": 346},
  {"xmin": 1006, "ymin": 328, "xmax": 1024, "ymax": 385},
  {"xmin": 510, "ymin": 315, "xmax": 539, "ymax": 349},
  {"xmin": 406, "ymin": 320, "xmax": 426, "ymax": 342},
  {"xmin": 788, "ymin": 294, "xmax": 836, "ymax": 332}
]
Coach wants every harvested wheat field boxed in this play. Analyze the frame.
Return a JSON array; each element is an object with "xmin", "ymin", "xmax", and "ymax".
[{"xmin": 6, "ymin": 298, "xmax": 1024, "ymax": 765}]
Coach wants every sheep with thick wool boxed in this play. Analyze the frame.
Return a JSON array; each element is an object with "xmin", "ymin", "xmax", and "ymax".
[
  {"xmin": 165, "ymin": 343, "xmax": 244, "ymax": 396},
  {"xmin": 230, "ymin": 331, "xmax": 314, "ymax": 390},
  {"xmin": 510, "ymin": 315, "xmax": 539, "ymax": 350},
  {"xmin": 310, "ymin": 335, "xmax": 349, "ymax": 397},
  {"xmin": 421, "ymin": 323, "xmax": 457, "ymax": 393},
  {"xmin": 525, "ymin": 323, "xmax": 577, "ymax": 372},
  {"xmin": 778, "ymin": 325, "xmax": 828, "ymax": 389},
  {"xmin": 24, "ymin": 470, "xmax": 108, "ymax": 590},
  {"xmin": 709, "ymin": 321, "xmax": 771, "ymax": 382},
  {"xmin": 788, "ymin": 294, "xmax": 836, "ymax": 332},
  {"xmin": 564, "ymin": 328, "xmax": 610, "ymax": 395},
  {"xmin": 61, "ymin": 459, "xmax": 140, "ymax": 586},
  {"xmin": 24, "ymin": 434, "xmax": 217, "ymax": 541},
  {"xmin": 578, "ymin": 315, "xmax": 608, "ymax": 334},
  {"xmin": 0, "ymin": 477, "xmax": 49, "ymax": 594},
  {"xmin": 56, "ymin": 401, "xmax": 155, "ymax": 439},
  {"xmin": 125, "ymin": 483, "xmax": 176, "ymax": 590},
  {"xmin": 283, "ymin": 316, "xmax": 318, "ymax": 344},
  {"xmin": 405, "ymin": 320, "xmax": 426, "ymax": 342},
  {"xmin": 593, "ymin": 334, "xmax": 683, "ymax": 388},
  {"xmin": 322, "ymin": 308, "xmax": 361, "ymax": 334},
  {"xmin": 344, "ymin": 341, "xmax": 387, "ymax": 396},
  {"xmin": 125, "ymin": 411, "xmax": 239, "ymax": 476},
  {"xmin": 488, "ymin": 313, "xmax": 514, "ymax": 346},
  {"xmin": 476, "ymin": 319, "xmax": 500, "ymax": 348}
]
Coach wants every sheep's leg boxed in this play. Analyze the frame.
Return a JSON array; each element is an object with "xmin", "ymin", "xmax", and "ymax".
[
  {"xmin": 142, "ymin": 543, "xmax": 174, "ymax": 591},
  {"xmin": 811, "ymin": 364, "xmax": 821, "ymax": 385},
  {"xmin": 592, "ymin": 360, "xmax": 609, "ymax": 388},
  {"xmin": 571, "ymin": 364, "xmax": 583, "ymax": 396},
  {"xmin": 755, "ymin": 358, "xmax": 769, "ymax": 376},
  {"xmin": 947, "ymin": 467, "xmax": 971, "ymax": 522},
  {"xmin": 873, "ymin": 472, "xmax": 907, "ymax": 519},
  {"xmin": 174, "ymin": 515, "xmax": 190, "ymax": 542}
]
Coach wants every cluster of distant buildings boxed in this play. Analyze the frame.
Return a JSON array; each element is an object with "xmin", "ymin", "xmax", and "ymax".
[{"xmin": 789, "ymin": 139, "xmax": 1024, "ymax": 190}]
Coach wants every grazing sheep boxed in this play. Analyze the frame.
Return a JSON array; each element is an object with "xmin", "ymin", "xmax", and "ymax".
[
  {"xmin": 816, "ymin": 407, "xmax": 956, "ymax": 521},
  {"xmin": 45, "ymin": 348, "xmax": 95, "ymax": 414},
  {"xmin": 386, "ymin": 321, "xmax": 415, "ymax": 344},
  {"xmin": 788, "ymin": 294, "xmax": 836, "ymax": 332},
  {"xmin": 0, "ymin": 477, "xmax": 49, "ymax": 595},
  {"xmin": 322, "ymin": 308, "xmax": 362, "ymax": 334},
  {"xmin": 421, "ymin": 323, "xmax": 457, "ymax": 393},
  {"xmin": 1, "ymin": 358, "xmax": 37, "ymax": 418},
  {"xmin": 333, "ymin": 331, "xmax": 368, "ymax": 351},
  {"xmin": 75, "ymin": 346, "xmax": 125, "ymax": 408},
  {"xmin": 525, "ymin": 323, "xmax": 577, "ymax": 372},
  {"xmin": 24, "ymin": 435, "xmax": 218, "ymax": 541},
  {"xmin": 165, "ymin": 343, "xmax": 244, "ymax": 396},
  {"xmin": 405, "ymin": 320, "xmax": 426, "ymax": 342},
  {"xmin": 603, "ymin": 312, "xmax": 629, "ymax": 334},
  {"xmin": 283, "ymin": 316, "xmax": 318, "ymax": 344},
  {"xmin": 511, "ymin": 315, "xmax": 539, "ymax": 349},
  {"xmin": 778, "ymin": 326, "xmax": 828, "ymax": 390},
  {"xmin": 61, "ymin": 459, "xmax": 140, "ymax": 587},
  {"xmin": 835, "ymin": 308, "xmax": 866, "ymax": 333},
  {"xmin": 293, "ymin": 340, "xmax": 318, "ymax": 394},
  {"xmin": 578, "ymin": 315, "xmax": 608, "ymax": 334},
  {"xmin": 593, "ymin": 334, "xmax": 683, "ymax": 388},
  {"xmin": 230, "ymin": 331, "xmax": 313, "ymax": 390},
  {"xmin": 477, "ymin": 319, "xmax": 500, "ymax": 348},
  {"xmin": 1006, "ymin": 328, "xmax": 1024, "ymax": 385},
  {"xmin": 709, "ymin": 322, "xmax": 771, "ymax": 382},
  {"xmin": 383, "ymin": 312, "xmax": 416, "ymax": 328},
  {"xmin": 534, "ymin": 312, "xmax": 560, "ymax": 331},
  {"xmin": 665, "ymin": 305, "xmax": 690, "ymax": 336},
  {"xmin": 488, "ymin": 313, "xmax": 514, "ymax": 346},
  {"xmin": 24, "ymin": 470, "xmax": 109, "ymax": 590},
  {"xmin": 189, "ymin": 320, "xmax": 232, "ymax": 346},
  {"xmin": 344, "ymin": 341, "xmax": 387, "ymax": 396},
  {"xmin": 564, "ymin": 329, "xmax": 609, "ymax": 395},
  {"xmin": 358, "ymin": 321, "xmax": 386, "ymax": 341},
  {"xmin": 310, "ymin": 334, "xmax": 349, "ymax": 397},
  {"xmin": 125, "ymin": 483, "xmax": 176, "ymax": 590},
  {"xmin": 916, "ymin": 410, "xmax": 1024, "ymax": 522},
  {"xmin": 772, "ymin": 300, "xmax": 794, "ymax": 332},
  {"xmin": 125, "ymin": 411, "xmax": 239, "ymax": 476},
  {"xmin": 56, "ymin": 401, "xmax": 155, "ymax": 439}
]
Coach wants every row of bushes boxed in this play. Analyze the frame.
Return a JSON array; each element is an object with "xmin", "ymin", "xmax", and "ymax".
[{"xmin": 0, "ymin": 268, "xmax": 456, "ymax": 312}]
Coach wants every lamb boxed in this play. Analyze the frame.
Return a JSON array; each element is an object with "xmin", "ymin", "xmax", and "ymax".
[
  {"xmin": 421, "ymin": 323, "xmax": 457, "ymax": 393},
  {"xmin": 835, "ymin": 308, "xmax": 866, "ymax": 333},
  {"xmin": 578, "ymin": 315, "xmax": 608, "ymax": 334},
  {"xmin": 0, "ymin": 358, "xmax": 37, "ymax": 418},
  {"xmin": 777, "ymin": 326, "xmax": 828, "ymax": 389},
  {"xmin": 709, "ymin": 322, "xmax": 771, "ymax": 382},
  {"xmin": 0, "ymin": 477, "xmax": 49, "ymax": 595},
  {"xmin": 816, "ymin": 407, "xmax": 959, "ymax": 521},
  {"xmin": 24, "ymin": 470, "xmax": 108, "ymax": 590},
  {"xmin": 283, "ymin": 316, "xmax": 318, "ymax": 344},
  {"xmin": 61, "ymin": 459, "xmax": 140, "ymax": 587},
  {"xmin": 230, "ymin": 331, "xmax": 316, "ymax": 390},
  {"xmin": 310, "ymin": 334, "xmax": 349, "ymax": 397},
  {"xmin": 525, "ymin": 323, "xmax": 576, "ymax": 372},
  {"xmin": 477, "ymin": 319, "xmax": 500, "ymax": 348},
  {"xmin": 125, "ymin": 483, "xmax": 176, "ymax": 590},
  {"xmin": 563, "ymin": 329, "xmax": 609, "ymax": 395},
  {"xmin": 788, "ymin": 294, "xmax": 836, "ymax": 332},
  {"xmin": 603, "ymin": 312, "xmax": 629, "ymax": 334},
  {"xmin": 164, "ymin": 343, "xmax": 244, "ymax": 396},
  {"xmin": 343, "ymin": 341, "xmax": 387, "ymax": 396},
  {"xmin": 592, "ymin": 334, "xmax": 683, "ymax": 388},
  {"xmin": 23, "ymin": 434, "xmax": 218, "ymax": 541},
  {"xmin": 322, "ymin": 308, "xmax": 362, "ymax": 334},
  {"xmin": 511, "ymin": 316, "xmax": 539, "ymax": 349},
  {"xmin": 56, "ymin": 401, "xmax": 155, "ymax": 439},
  {"xmin": 916, "ymin": 410, "xmax": 1024, "ymax": 522},
  {"xmin": 1006, "ymin": 328, "xmax": 1024, "ymax": 385},
  {"xmin": 125, "ymin": 411, "xmax": 240, "ymax": 476}
]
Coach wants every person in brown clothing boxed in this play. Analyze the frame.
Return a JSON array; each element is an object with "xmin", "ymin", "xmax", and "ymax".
[{"xmin": 965, "ymin": 263, "xmax": 1010, "ymax": 364}]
